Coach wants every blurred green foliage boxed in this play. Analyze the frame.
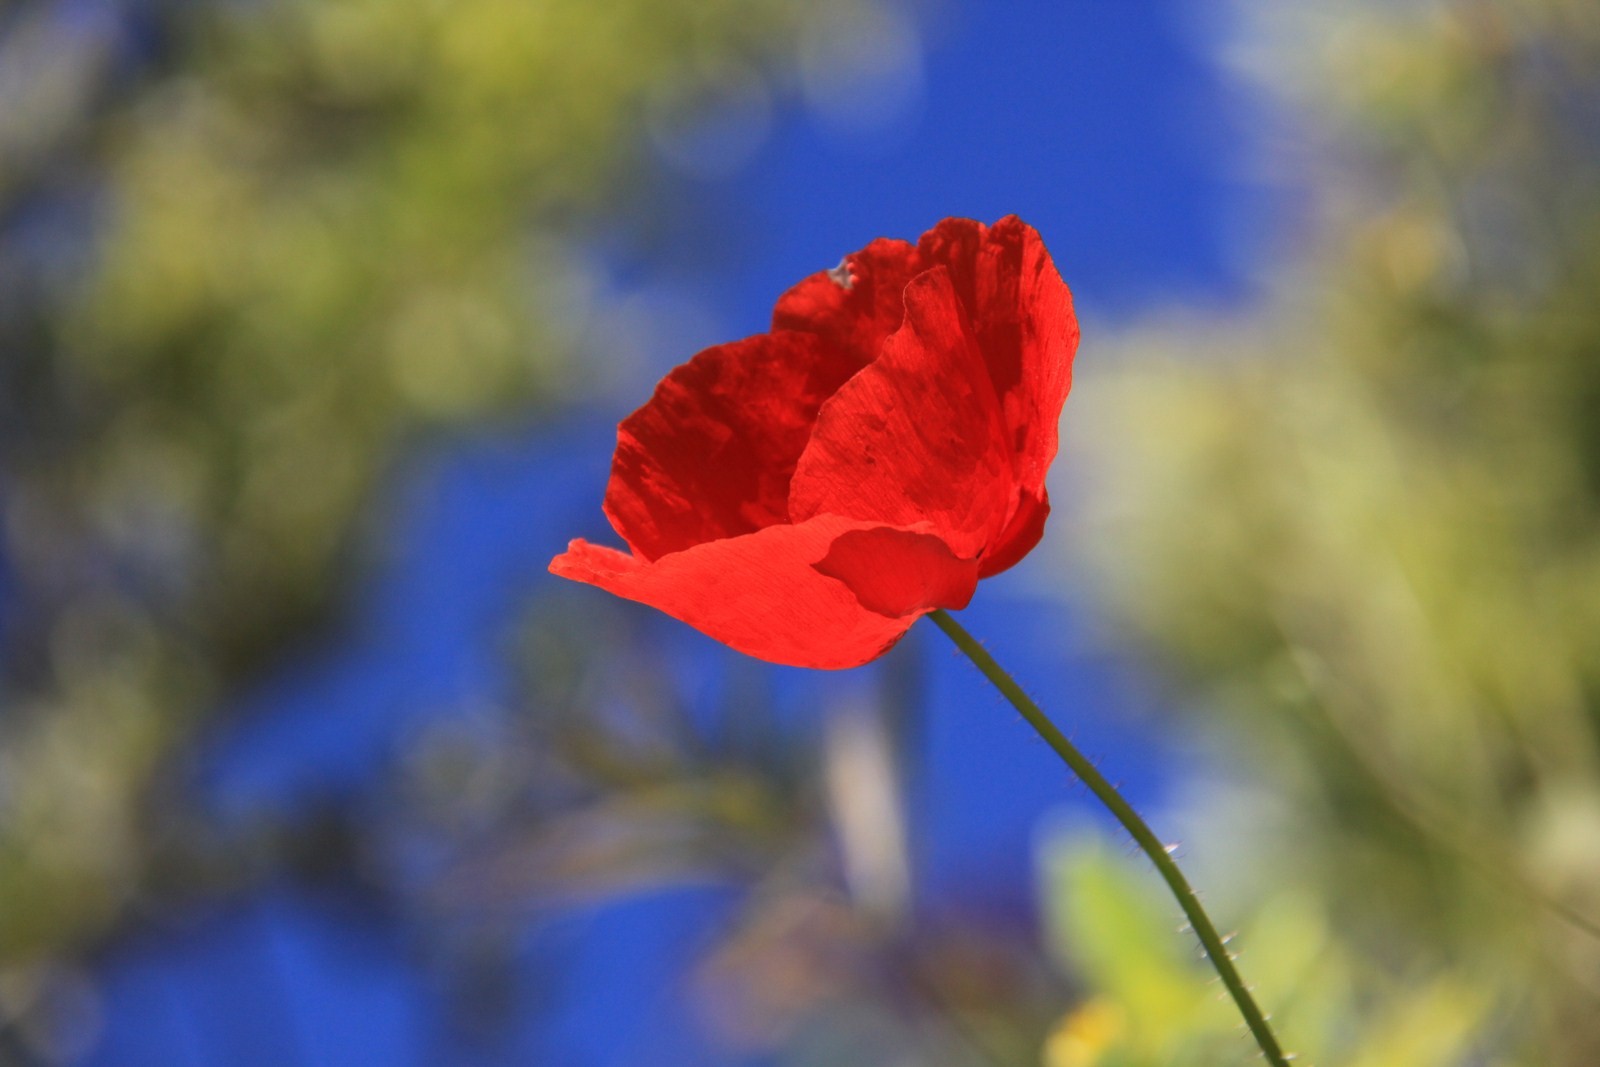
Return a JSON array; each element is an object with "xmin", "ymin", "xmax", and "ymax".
[
  {"xmin": 1068, "ymin": 1, "xmax": 1600, "ymax": 1063},
  {"xmin": 0, "ymin": 0, "xmax": 859, "ymax": 965},
  {"xmin": 1041, "ymin": 836, "xmax": 1492, "ymax": 1067}
]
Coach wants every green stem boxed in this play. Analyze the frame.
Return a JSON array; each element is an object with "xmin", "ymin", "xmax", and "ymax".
[{"xmin": 927, "ymin": 609, "xmax": 1292, "ymax": 1067}]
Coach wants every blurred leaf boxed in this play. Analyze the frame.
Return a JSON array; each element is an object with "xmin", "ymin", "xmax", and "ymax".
[
  {"xmin": 1067, "ymin": 1, "xmax": 1600, "ymax": 1062},
  {"xmin": 0, "ymin": 0, "xmax": 875, "ymax": 968}
]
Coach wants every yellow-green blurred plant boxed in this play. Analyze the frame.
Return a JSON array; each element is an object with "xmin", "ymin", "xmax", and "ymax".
[
  {"xmin": 0, "ymin": 0, "xmax": 870, "ymax": 967},
  {"xmin": 1041, "ymin": 833, "xmax": 1495, "ymax": 1067},
  {"xmin": 1066, "ymin": 1, "xmax": 1600, "ymax": 1063}
]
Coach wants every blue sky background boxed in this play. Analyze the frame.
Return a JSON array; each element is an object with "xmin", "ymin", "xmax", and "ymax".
[{"xmin": 80, "ymin": 2, "xmax": 1278, "ymax": 1063}]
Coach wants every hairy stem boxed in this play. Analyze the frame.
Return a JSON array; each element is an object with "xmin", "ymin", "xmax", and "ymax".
[{"xmin": 927, "ymin": 609, "xmax": 1292, "ymax": 1067}]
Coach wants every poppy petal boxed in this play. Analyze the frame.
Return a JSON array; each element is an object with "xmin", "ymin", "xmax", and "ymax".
[
  {"xmin": 549, "ymin": 515, "xmax": 978, "ymax": 670},
  {"xmin": 976, "ymin": 489, "xmax": 1050, "ymax": 578},
  {"xmin": 918, "ymin": 216, "xmax": 1078, "ymax": 499},
  {"xmin": 812, "ymin": 526, "xmax": 977, "ymax": 617},
  {"xmin": 772, "ymin": 237, "xmax": 922, "ymax": 367},
  {"xmin": 788, "ymin": 267, "xmax": 1015, "ymax": 559},
  {"xmin": 603, "ymin": 330, "xmax": 860, "ymax": 560}
]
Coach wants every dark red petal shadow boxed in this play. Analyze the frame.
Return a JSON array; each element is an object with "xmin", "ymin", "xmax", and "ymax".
[
  {"xmin": 788, "ymin": 268, "xmax": 1015, "ymax": 560},
  {"xmin": 604, "ymin": 330, "xmax": 861, "ymax": 561},
  {"xmin": 549, "ymin": 515, "xmax": 978, "ymax": 670}
]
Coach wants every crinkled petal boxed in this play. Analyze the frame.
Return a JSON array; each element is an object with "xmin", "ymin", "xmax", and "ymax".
[
  {"xmin": 603, "ymin": 330, "xmax": 860, "ymax": 560},
  {"xmin": 788, "ymin": 267, "xmax": 1014, "ymax": 559},
  {"xmin": 549, "ymin": 515, "xmax": 977, "ymax": 670},
  {"xmin": 917, "ymin": 216, "xmax": 1077, "ymax": 496},
  {"xmin": 772, "ymin": 237, "xmax": 922, "ymax": 367}
]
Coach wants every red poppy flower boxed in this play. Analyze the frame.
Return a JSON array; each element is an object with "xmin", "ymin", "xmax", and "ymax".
[{"xmin": 550, "ymin": 215, "xmax": 1078, "ymax": 669}]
